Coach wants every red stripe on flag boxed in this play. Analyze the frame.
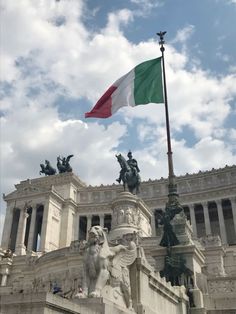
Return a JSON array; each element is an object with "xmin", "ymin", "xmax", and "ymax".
[{"xmin": 85, "ymin": 85, "xmax": 117, "ymax": 118}]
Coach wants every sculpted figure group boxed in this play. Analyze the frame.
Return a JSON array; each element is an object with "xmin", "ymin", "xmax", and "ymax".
[
  {"xmin": 39, "ymin": 155, "xmax": 74, "ymax": 176},
  {"xmin": 39, "ymin": 151, "xmax": 141, "ymax": 196},
  {"xmin": 78, "ymin": 226, "xmax": 137, "ymax": 308}
]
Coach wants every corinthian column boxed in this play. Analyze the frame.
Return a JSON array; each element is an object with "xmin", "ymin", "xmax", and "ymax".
[
  {"xmin": 27, "ymin": 205, "xmax": 37, "ymax": 251},
  {"xmin": 1, "ymin": 207, "xmax": 14, "ymax": 250},
  {"xmin": 189, "ymin": 204, "xmax": 197, "ymax": 237},
  {"xmin": 202, "ymin": 202, "xmax": 211, "ymax": 235},
  {"xmin": 86, "ymin": 215, "xmax": 92, "ymax": 240},
  {"xmin": 230, "ymin": 197, "xmax": 236, "ymax": 237},
  {"xmin": 15, "ymin": 207, "xmax": 28, "ymax": 255},
  {"xmin": 100, "ymin": 214, "xmax": 104, "ymax": 228},
  {"xmin": 215, "ymin": 200, "xmax": 227, "ymax": 244}
]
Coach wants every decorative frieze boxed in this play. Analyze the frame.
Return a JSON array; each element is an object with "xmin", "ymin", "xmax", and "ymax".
[{"xmin": 208, "ymin": 278, "xmax": 236, "ymax": 294}]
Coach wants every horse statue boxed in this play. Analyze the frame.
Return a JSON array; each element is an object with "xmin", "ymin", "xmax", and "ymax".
[
  {"xmin": 39, "ymin": 160, "xmax": 57, "ymax": 176},
  {"xmin": 116, "ymin": 153, "xmax": 141, "ymax": 194},
  {"xmin": 57, "ymin": 155, "xmax": 74, "ymax": 173}
]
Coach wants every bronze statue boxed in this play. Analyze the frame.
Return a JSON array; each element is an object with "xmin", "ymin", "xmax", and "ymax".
[
  {"xmin": 57, "ymin": 155, "xmax": 74, "ymax": 173},
  {"xmin": 160, "ymin": 248, "xmax": 193, "ymax": 287},
  {"xmin": 159, "ymin": 200, "xmax": 183, "ymax": 247},
  {"xmin": 127, "ymin": 151, "xmax": 140, "ymax": 177},
  {"xmin": 116, "ymin": 152, "xmax": 141, "ymax": 194},
  {"xmin": 39, "ymin": 160, "xmax": 57, "ymax": 176}
]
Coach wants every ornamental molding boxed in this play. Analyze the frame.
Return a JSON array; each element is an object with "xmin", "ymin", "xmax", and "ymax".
[
  {"xmin": 77, "ymin": 205, "xmax": 110, "ymax": 214},
  {"xmin": 15, "ymin": 173, "xmax": 87, "ymax": 191},
  {"xmin": 3, "ymin": 166, "xmax": 236, "ymax": 209},
  {"xmin": 208, "ymin": 278, "xmax": 236, "ymax": 294}
]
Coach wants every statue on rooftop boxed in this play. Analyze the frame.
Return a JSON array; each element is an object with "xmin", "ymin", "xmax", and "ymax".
[
  {"xmin": 39, "ymin": 160, "xmax": 57, "ymax": 176},
  {"xmin": 57, "ymin": 154, "xmax": 74, "ymax": 173},
  {"xmin": 116, "ymin": 151, "xmax": 141, "ymax": 194}
]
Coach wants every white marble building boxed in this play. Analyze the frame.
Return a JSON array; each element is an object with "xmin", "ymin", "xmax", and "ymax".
[{"xmin": 0, "ymin": 165, "xmax": 236, "ymax": 313}]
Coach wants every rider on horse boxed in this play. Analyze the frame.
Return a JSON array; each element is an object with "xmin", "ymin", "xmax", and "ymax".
[
  {"xmin": 127, "ymin": 151, "xmax": 140, "ymax": 176},
  {"xmin": 116, "ymin": 151, "xmax": 140, "ymax": 183}
]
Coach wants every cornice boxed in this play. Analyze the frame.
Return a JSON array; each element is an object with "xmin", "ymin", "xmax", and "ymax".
[{"xmin": 15, "ymin": 172, "xmax": 87, "ymax": 190}]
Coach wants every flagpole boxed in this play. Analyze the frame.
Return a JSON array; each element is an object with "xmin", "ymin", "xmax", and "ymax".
[{"xmin": 157, "ymin": 31, "xmax": 178, "ymax": 204}]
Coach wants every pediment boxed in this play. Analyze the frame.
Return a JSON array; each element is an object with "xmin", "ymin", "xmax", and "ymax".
[{"xmin": 4, "ymin": 184, "xmax": 49, "ymax": 200}]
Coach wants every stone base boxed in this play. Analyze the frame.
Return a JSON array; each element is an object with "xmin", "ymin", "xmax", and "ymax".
[
  {"xmin": 173, "ymin": 212, "xmax": 194, "ymax": 245},
  {"xmin": 74, "ymin": 297, "xmax": 134, "ymax": 314},
  {"xmin": 109, "ymin": 192, "xmax": 152, "ymax": 241},
  {"xmin": 0, "ymin": 292, "xmax": 135, "ymax": 314},
  {"xmin": 15, "ymin": 244, "xmax": 26, "ymax": 255},
  {"xmin": 150, "ymin": 243, "xmax": 205, "ymax": 312},
  {"xmin": 0, "ymin": 292, "xmax": 82, "ymax": 314}
]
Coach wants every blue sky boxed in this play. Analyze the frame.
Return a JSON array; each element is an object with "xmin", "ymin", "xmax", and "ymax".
[{"xmin": 0, "ymin": 0, "xmax": 236, "ymax": 237}]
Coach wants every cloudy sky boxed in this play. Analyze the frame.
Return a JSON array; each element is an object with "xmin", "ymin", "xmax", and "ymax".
[{"xmin": 0, "ymin": 0, "xmax": 236, "ymax": 237}]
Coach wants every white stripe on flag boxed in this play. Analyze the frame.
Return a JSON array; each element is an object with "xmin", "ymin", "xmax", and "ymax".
[{"xmin": 111, "ymin": 69, "xmax": 135, "ymax": 115}]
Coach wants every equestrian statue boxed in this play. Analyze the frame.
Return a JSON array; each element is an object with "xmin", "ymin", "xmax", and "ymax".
[{"xmin": 116, "ymin": 151, "xmax": 141, "ymax": 194}]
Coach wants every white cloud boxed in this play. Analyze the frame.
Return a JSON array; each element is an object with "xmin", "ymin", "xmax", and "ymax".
[
  {"xmin": 171, "ymin": 25, "xmax": 195, "ymax": 44},
  {"xmin": 1, "ymin": 0, "xmax": 236, "ymax": 238},
  {"xmin": 130, "ymin": 0, "xmax": 163, "ymax": 16}
]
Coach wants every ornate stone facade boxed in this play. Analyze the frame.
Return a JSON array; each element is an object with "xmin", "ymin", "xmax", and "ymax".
[{"xmin": 0, "ymin": 165, "xmax": 236, "ymax": 313}]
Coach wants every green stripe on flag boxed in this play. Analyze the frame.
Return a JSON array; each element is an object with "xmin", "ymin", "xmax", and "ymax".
[{"xmin": 134, "ymin": 57, "xmax": 164, "ymax": 105}]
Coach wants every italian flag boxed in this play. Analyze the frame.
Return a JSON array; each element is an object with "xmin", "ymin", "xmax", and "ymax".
[{"xmin": 85, "ymin": 57, "xmax": 164, "ymax": 118}]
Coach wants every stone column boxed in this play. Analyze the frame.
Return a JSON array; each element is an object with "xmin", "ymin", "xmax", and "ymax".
[
  {"xmin": 73, "ymin": 212, "xmax": 79, "ymax": 241},
  {"xmin": 1, "ymin": 207, "xmax": 14, "ymax": 250},
  {"xmin": 78, "ymin": 215, "xmax": 82, "ymax": 241},
  {"xmin": 230, "ymin": 197, "xmax": 236, "ymax": 236},
  {"xmin": 86, "ymin": 215, "xmax": 92, "ymax": 240},
  {"xmin": 0, "ymin": 261, "xmax": 12, "ymax": 287},
  {"xmin": 215, "ymin": 199, "xmax": 227, "ymax": 244},
  {"xmin": 189, "ymin": 204, "xmax": 197, "ymax": 237},
  {"xmin": 40, "ymin": 202, "xmax": 50, "ymax": 252},
  {"xmin": 151, "ymin": 210, "xmax": 156, "ymax": 236},
  {"xmin": 27, "ymin": 205, "xmax": 37, "ymax": 251},
  {"xmin": 59, "ymin": 203, "xmax": 75, "ymax": 247},
  {"xmin": 202, "ymin": 202, "xmax": 211, "ymax": 235},
  {"xmin": 1, "ymin": 267, "xmax": 9, "ymax": 286},
  {"xmin": 15, "ymin": 208, "xmax": 28, "ymax": 255},
  {"xmin": 100, "ymin": 214, "xmax": 104, "ymax": 228}
]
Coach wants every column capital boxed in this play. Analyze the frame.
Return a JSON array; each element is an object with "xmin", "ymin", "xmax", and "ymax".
[
  {"xmin": 215, "ymin": 199, "xmax": 222, "ymax": 206},
  {"xmin": 230, "ymin": 197, "xmax": 236, "ymax": 205}
]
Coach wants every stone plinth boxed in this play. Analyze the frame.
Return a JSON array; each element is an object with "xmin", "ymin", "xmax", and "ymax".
[
  {"xmin": 74, "ymin": 296, "xmax": 134, "ymax": 314},
  {"xmin": 109, "ymin": 192, "xmax": 152, "ymax": 241},
  {"xmin": 150, "ymin": 243, "xmax": 205, "ymax": 311},
  {"xmin": 151, "ymin": 244, "xmax": 205, "ymax": 287},
  {"xmin": 200, "ymin": 235, "xmax": 226, "ymax": 276},
  {"xmin": 172, "ymin": 212, "xmax": 195, "ymax": 245}
]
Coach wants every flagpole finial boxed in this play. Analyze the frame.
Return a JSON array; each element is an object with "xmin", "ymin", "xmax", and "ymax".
[{"xmin": 157, "ymin": 31, "xmax": 167, "ymax": 52}]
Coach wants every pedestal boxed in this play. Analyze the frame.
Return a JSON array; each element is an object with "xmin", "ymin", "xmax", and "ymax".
[{"xmin": 109, "ymin": 192, "xmax": 152, "ymax": 242}]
